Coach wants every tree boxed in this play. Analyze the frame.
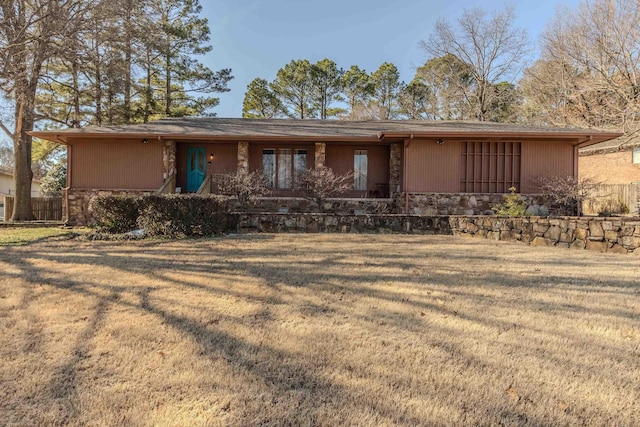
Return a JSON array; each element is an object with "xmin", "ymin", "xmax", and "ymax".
[
  {"xmin": 369, "ymin": 62, "xmax": 403, "ymax": 120},
  {"xmin": 40, "ymin": 158, "xmax": 67, "ymax": 197},
  {"xmin": 0, "ymin": 0, "xmax": 96, "ymax": 220},
  {"xmin": 310, "ymin": 59, "xmax": 344, "ymax": 119},
  {"xmin": 414, "ymin": 54, "xmax": 474, "ymax": 120},
  {"xmin": 270, "ymin": 59, "xmax": 316, "ymax": 119},
  {"xmin": 421, "ymin": 6, "xmax": 531, "ymax": 121},
  {"xmin": 147, "ymin": 0, "xmax": 232, "ymax": 119},
  {"xmin": 524, "ymin": 0, "xmax": 640, "ymax": 136},
  {"xmin": 398, "ymin": 78, "xmax": 432, "ymax": 120},
  {"xmin": 341, "ymin": 65, "xmax": 373, "ymax": 119},
  {"xmin": 242, "ymin": 78, "xmax": 284, "ymax": 118}
]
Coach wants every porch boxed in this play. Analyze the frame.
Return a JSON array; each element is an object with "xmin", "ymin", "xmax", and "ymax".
[{"xmin": 157, "ymin": 140, "xmax": 402, "ymax": 199}]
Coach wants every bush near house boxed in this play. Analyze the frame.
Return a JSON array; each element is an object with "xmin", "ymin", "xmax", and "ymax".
[
  {"xmin": 89, "ymin": 194, "xmax": 231, "ymax": 237},
  {"xmin": 89, "ymin": 195, "xmax": 141, "ymax": 233},
  {"xmin": 138, "ymin": 194, "xmax": 230, "ymax": 237}
]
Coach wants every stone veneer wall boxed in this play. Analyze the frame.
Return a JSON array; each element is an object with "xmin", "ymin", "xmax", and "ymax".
[
  {"xmin": 237, "ymin": 197, "xmax": 398, "ymax": 214},
  {"xmin": 398, "ymin": 192, "xmax": 574, "ymax": 216},
  {"xmin": 234, "ymin": 213, "xmax": 640, "ymax": 253},
  {"xmin": 65, "ymin": 188, "xmax": 154, "ymax": 225}
]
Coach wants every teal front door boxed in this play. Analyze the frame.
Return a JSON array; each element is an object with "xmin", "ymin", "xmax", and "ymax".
[{"xmin": 186, "ymin": 147, "xmax": 206, "ymax": 192}]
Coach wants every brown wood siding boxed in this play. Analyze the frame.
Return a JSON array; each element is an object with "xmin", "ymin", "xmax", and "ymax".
[
  {"xmin": 520, "ymin": 141, "xmax": 575, "ymax": 193},
  {"xmin": 459, "ymin": 141, "xmax": 521, "ymax": 193},
  {"xmin": 70, "ymin": 139, "xmax": 163, "ymax": 189},
  {"xmin": 176, "ymin": 142, "xmax": 237, "ymax": 190},
  {"xmin": 326, "ymin": 144, "xmax": 390, "ymax": 197},
  {"xmin": 404, "ymin": 139, "xmax": 460, "ymax": 192}
]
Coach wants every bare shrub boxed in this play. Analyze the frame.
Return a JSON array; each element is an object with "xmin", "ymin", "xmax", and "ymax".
[
  {"xmin": 296, "ymin": 167, "xmax": 353, "ymax": 210},
  {"xmin": 216, "ymin": 171, "xmax": 271, "ymax": 210},
  {"xmin": 534, "ymin": 176, "xmax": 596, "ymax": 213}
]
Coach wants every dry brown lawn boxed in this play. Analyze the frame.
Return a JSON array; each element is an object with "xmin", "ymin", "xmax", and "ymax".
[{"xmin": 0, "ymin": 233, "xmax": 639, "ymax": 426}]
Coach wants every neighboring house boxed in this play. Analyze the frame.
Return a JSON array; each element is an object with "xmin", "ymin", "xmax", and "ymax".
[
  {"xmin": 578, "ymin": 137, "xmax": 640, "ymax": 215},
  {"xmin": 30, "ymin": 119, "xmax": 620, "ymax": 225},
  {"xmin": 579, "ymin": 137, "xmax": 640, "ymax": 184},
  {"xmin": 0, "ymin": 168, "xmax": 42, "ymax": 197}
]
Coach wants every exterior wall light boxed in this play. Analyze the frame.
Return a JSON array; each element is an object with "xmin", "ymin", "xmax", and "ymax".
[
  {"xmin": 436, "ymin": 139, "xmax": 445, "ymax": 145},
  {"xmin": 141, "ymin": 138, "xmax": 149, "ymax": 144}
]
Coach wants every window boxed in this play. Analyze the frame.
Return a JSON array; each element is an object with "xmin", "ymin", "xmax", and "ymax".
[
  {"xmin": 460, "ymin": 141, "xmax": 521, "ymax": 193},
  {"xmin": 633, "ymin": 147, "xmax": 640, "ymax": 164},
  {"xmin": 263, "ymin": 148, "xmax": 307, "ymax": 189},
  {"xmin": 354, "ymin": 150, "xmax": 368, "ymax": 191}
]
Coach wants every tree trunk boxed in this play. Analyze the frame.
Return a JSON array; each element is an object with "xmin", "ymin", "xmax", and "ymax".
[
  {"xmin": 123, "ymin": 0, "xmax": 132, "ymax": 123},
  {"xmin": 165, "ymin": 47, "xmax": 172, "ymax": 117},
  {"xmin": 11, "ymin": 79, "xmax": 35, "ymax": 221}
]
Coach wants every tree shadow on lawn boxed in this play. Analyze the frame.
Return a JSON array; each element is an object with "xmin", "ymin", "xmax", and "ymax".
[{"xmin": 2, "ymin": 236, "xmax": 639, "ymax": 425}]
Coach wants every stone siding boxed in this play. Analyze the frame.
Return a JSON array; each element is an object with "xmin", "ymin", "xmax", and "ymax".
[
  {"xmin": 65, "ymin": 188, "xmax": 154, "ymax": 225},
  {"xmin": 238, "ymin": 197, "xmax": 398, "ymax": 214},
  {"xmin": 398, "ymin": 192, "xmax": 573, "ymax": 216},
  {"xmin": 237, "ymin": 141, "xmax": 249, "ymax": 174},
  {"xmin": 389, "ymin": 143, "xmax": 402, "ymax": 196},
  {"xmin": 314, "ymin": 142, "xmax": 326, "ymax": 168}
]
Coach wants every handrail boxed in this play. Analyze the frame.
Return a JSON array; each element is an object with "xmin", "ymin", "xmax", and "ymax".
[
  {"xmin": 156, "ymin": 174, "xmax": 176, "ymax": 194},
  {"xmin": 196, "ymin": 174, "xmax": 212, "ymax": 195}
]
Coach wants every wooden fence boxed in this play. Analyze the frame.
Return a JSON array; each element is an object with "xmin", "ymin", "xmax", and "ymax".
[
  {"xmin": 583, "ymin": 184, "xmax": 639, "ymax": 216},
  {"xmin": 3, "ymin": 196, "xmax": 63, "ymax": 221}
]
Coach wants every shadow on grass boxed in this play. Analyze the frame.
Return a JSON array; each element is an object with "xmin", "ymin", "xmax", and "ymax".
[{"xmin": 2, "ymin": 234, "xmax": 638, "ymax": 425}]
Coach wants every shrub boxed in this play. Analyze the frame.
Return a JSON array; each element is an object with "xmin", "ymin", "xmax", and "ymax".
[
  {"xmin": 493, "ymin": 187, "xmax": 529, "ymax": 216},
  {"xmin": 215, "ymin": 171, "xmax": 271, "ymax": 211},
  {"xmin": 296, "ymin": 167, "xmax": 354, "ymax": 210},
  {"xmin": 137, "ymin": 194, "xmax": 231, "ymax": 237},
  {"xmin": 89, "ymin": 195, "xmax": 141, "ymax": 233},
  {"xmin": 534, "ymin": 176, "xmax": 595, "ymax": 214}
]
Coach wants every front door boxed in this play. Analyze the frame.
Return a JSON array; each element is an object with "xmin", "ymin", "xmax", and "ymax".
[{"xmin": 186, "ymin": 147, "xmax": 206, "ymax": 192}]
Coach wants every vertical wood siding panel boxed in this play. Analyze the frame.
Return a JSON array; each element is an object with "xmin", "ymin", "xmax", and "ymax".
[
  {"xmin": 405, "ymin": 139, "xmax": 460, "ymax": 192},
  {"xmin": 70, "ymin": 139, "xmax": 163, "ymax": 189},
  {"xmin": 521, "ymin": 141, "xmax": 574, "ymax": 193}
]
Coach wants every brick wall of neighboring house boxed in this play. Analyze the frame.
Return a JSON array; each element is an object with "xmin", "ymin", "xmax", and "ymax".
[{"xmin": 580, "ymin": 150, "xmax": 640, "ymax": 184}]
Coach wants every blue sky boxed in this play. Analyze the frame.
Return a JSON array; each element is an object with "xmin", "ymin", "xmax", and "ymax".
[{"xmin": 201, "ymin": 0, "xmax": 582, "ymax": 118}]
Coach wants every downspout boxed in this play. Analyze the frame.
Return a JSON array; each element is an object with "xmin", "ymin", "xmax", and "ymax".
[{"xmin": 65, "ymin": 142, "xmax": 71, "ymax": 224}]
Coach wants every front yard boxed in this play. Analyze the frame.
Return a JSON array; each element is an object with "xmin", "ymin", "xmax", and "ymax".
[{"xmin": 0, "ymin": 234, "xmax": 638, "ymax": 425}]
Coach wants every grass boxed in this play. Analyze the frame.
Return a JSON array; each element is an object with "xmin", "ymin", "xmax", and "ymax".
[
  {"xmin": 0, "ymin": 234, "xmax": 638, "ymax": 426},
  {"xmin": 0, "ymin": 227, "xmax": 74, "ymax": 246}
]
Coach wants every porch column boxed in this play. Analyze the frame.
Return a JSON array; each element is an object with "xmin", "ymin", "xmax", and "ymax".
[
  {"xmin": 389, "ymin": 142, "xmax": 402, "ymax": 196},
  {"xmin": 237, "ymin": 141, "xmax": 249, "ymax": 174},
  {"xmin": 315, "ymin": 142, "xmax": 326, "ymax": 168},
  {"xmin": 163, "ymin": 140, "xmax": 176, "ymax": 179}
]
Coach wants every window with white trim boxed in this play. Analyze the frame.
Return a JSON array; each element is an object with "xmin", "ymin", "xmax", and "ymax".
[
  {"xmin": 354, "ymin": 150, "xmax": 368, "ymax": 191},
  {"xmin": 263, "ymin": 148, "xmax": 307, "ymax": 189},
  {"xmin": 633, "ymin": 147, "xmax": 640, "ymax": 164}
]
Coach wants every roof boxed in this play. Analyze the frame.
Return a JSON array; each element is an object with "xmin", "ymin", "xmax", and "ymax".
[
  {"xmin": 0, "ymin": 168, "xmax": 41, "ymax": 183},
  {"xmin": 579, "ymin": 134, "xmax": 640, "ymax": 155},
  {"xmin": 29, "ymin": 118, "xmax": 622, "ymax": 148}
]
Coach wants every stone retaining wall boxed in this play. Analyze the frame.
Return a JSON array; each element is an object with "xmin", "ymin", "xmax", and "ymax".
[
  {"xmin": 236, "ymin": 213, "xmax": 640, "ymax": 254},
  {"xmin": 452, "ymin": 216, "xmax": 640, "ymax": 254}
]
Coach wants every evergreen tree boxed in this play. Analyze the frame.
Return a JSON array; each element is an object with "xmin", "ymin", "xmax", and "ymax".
[
  {"xmin": 242, "ymin": 78, "xmax": 284, "ymax": 118},
  {"xmin": 270, "ymin": 59, "xmax": 316, "ymax": 119}
]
